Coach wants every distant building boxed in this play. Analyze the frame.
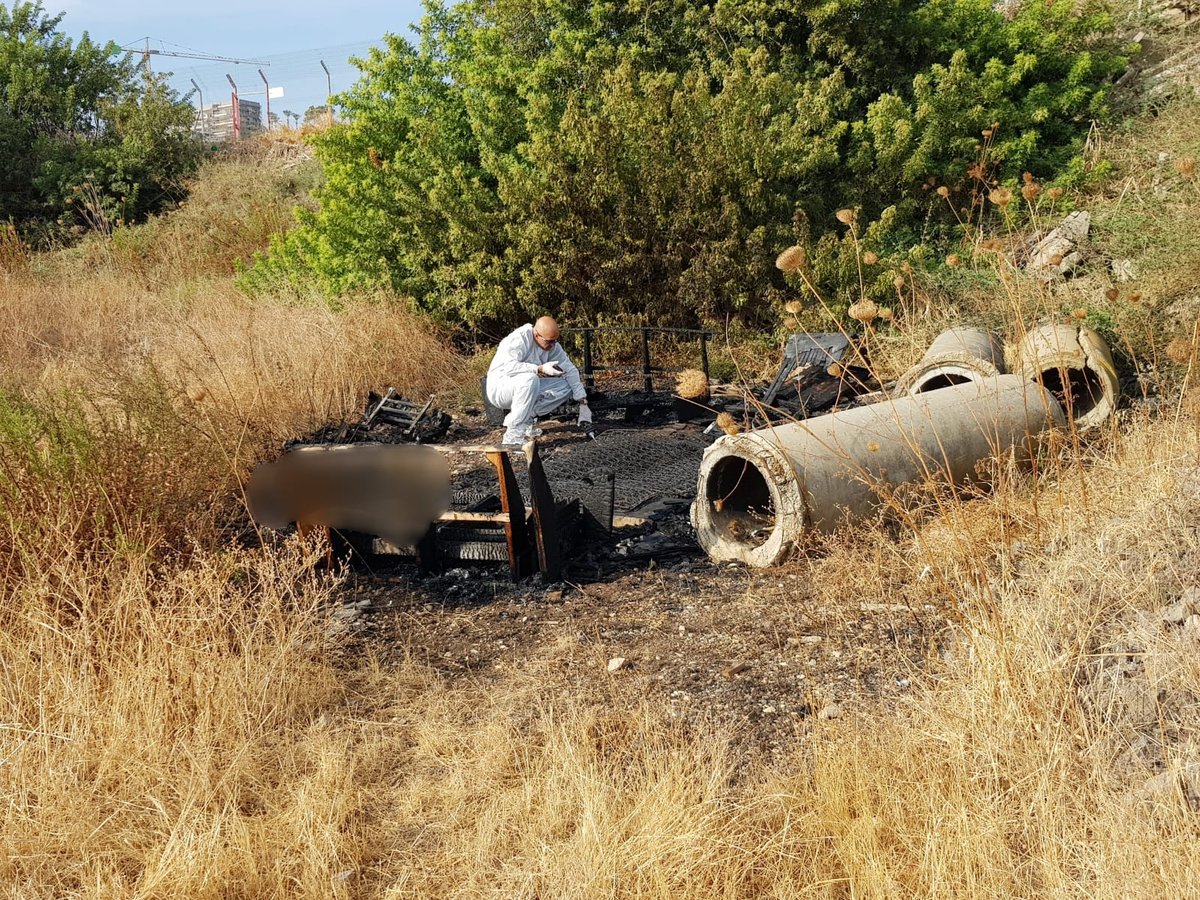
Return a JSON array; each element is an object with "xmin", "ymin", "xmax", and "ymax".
[{"xmin": 194, "ymin": 99, "xmax": 263, "ymax": 142}]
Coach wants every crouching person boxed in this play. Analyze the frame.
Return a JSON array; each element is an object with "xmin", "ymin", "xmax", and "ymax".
[{"xmin": 486, "ymin": 316, "xmax": 591, "ymax": 446}]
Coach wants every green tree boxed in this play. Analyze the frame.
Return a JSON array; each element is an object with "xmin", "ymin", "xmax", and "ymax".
[
  {"xmin": 246, "ymin": 0, "xmax": 1127, "ymax": 329},
  {"xmin": 0, "ymin": 2, "xmax": 201, "ymax": 242}
]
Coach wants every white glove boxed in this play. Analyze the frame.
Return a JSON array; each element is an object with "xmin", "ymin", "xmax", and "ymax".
[
  {"xmin": 577, "ymin": 404, "xmax": 593, "ymax": 426},
  {"xmin": 539, "ymin": 360, "xmax": 563, "ymax": 377}
]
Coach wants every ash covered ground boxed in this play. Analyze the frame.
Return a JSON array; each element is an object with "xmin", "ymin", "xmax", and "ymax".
[{"xmin": 318, "ymin": 406, "xmax": 941, "ymax": 759}]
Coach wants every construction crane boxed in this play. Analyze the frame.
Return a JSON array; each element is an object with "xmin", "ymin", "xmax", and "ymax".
[{"xmin": 128, "ymin": 39, "xmax": 269, "ymax": 75}]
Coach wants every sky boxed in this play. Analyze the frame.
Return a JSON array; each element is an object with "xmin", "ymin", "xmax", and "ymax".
[{"xmin": 54, "ymin": 0, "xmax": 427, "ymax": 123}]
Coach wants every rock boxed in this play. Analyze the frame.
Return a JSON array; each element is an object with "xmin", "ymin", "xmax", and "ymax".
[
  {"xmin": 1136, "ymin": 763, "xmax": 1200, "ymax": 809},
  {"xmin": 1162, "ymin": 602, "xmax": 1189, "ymax": 626},
  {"xmin": 607, "ymin": 656, "xmax": 629, "ymax": 673},
  {"xmin": 799, "ymin": 635, "xmax": 824, "ymax": 645},
  {"xmin": 762, "ymin": 704, "xmax": 777, "ymax": 715},
  {"xmin": 1025, "ymin": 210, "xmax": 1090, "ymax": 280},
  {"xmin": 818, "ymin": 703, "xmax": 842, "ymax": 721},
  {"xmin": 1112, "ymin": 258, "xmax": 1138, "ymax": 282}
]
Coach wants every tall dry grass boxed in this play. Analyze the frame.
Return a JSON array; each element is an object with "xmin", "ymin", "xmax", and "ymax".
[{"xmin": 2, "ymin": 107, "xmax": 1200, "ymax": 897}]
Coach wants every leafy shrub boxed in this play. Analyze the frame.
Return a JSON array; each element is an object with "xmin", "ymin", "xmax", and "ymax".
[{"xmin": 246, "ymin": 0, "xmax": 1127, "ymax": 330}]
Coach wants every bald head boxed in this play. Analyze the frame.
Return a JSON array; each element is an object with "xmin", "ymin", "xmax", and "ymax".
[{"xmin": 532, "ymin": 316, "xmax": 560, "ymax": 349}]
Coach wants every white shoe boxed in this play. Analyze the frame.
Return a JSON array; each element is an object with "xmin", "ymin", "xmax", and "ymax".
[{"xmin": 501, "ymin": 425, "xmax": 542, "ymax": 446}]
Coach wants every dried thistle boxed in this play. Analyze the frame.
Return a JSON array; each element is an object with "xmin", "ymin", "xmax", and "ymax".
[
  {"xmin": 1071, "ymin": 308, "xmax": 1087, "ymax": 321},
  {"xmin": 863, "ymin": 251, "xmax": 878, "ymax": 265},
  {"xmin": 989, "ymin": 186, "xmax": 1013, "ymax": 208},
  {"xmin": 715, "ymin": 411, "xmax": 741, "ymax": 437},
  {"xmin": 1022, "ymin": 181, "xmax": 1042, "ymax": 201},
  {"xmin": 1104, "ymin": 287, "xmax": 1119, "ymax": 302},
  {"xmin": 1167, "ymin": 337, "xmax": 1195, "ymax": 365},
  {"xmin": 1128, "ymin": 291, "xmax": 1142, "ymax": 305},
  {"xmin": 1176, "ymin": 156, "xmax": 1196, "ymax": 179},
  {"xmin": 675, "ymin": 368, "xmax": 710, "ymax": 399},
  {"xmin": 836, "ymin": 208, "xmax": 857, "ymax": 226},
  {"xmin": 827, "ymin": 362, "xmax": 844, "ymax": 378},
  {"xmin": 775, "ymin": 245, "xmax": 807, "ymax": 273},
  {"xmin": 848, "ymin": 299, "xmax": 879, "ymax": 324},
  {"xmin": 936, "ymin": 185, "xmax": 950, "ymax": 198},
  {"xmin": 1047, "ymin": 187, "xmax": 1063, "ymax": 201},
  {"xmin": 894, "ymin": 275, "xmax": 906, "ymax": 292},
  {"xmin": 878, "ymin": 307, "xmax": 894, "ymax": 322},
  {"xmin": 784, "ymin": 299, "xmax": 803, "ymax": 315},
  {"xmin": 946, "ymin": 253, "xmax": 961, "ymax": 268}
]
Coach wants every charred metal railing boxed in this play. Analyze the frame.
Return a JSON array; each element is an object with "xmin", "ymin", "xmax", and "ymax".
[{"xmin": 575, "ymin": 326, "xmax": 713, "ymax": 392}]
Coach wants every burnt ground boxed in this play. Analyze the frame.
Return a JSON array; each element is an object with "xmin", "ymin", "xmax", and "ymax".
[{"xmin": 320, "ymin": 404, "xmax": 942, "ymax": 761}]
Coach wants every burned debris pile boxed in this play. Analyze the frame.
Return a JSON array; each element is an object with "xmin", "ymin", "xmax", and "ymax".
[{"xmin": 251, "ymin": 320, "xmax": 1126, "ymax": 581}]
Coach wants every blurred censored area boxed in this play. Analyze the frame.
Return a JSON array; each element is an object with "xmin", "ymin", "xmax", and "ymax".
[{"xmin": 247, "ymin": 444, "xmax": 451, "ymax": 547}]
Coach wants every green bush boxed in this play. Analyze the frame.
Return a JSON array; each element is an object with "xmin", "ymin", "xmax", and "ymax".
[
  {"xmin": 0, "ymin": 2, "xmax": 201, "ymax": 245},
  {"xmin": 245, "ymin": 0, "xmax": 1127, "ymax": 330}
]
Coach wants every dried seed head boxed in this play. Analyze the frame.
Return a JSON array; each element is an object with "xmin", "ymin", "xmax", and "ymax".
[
  {"xmin": 1049, "ymin": 253, "xmax": 1064, "ymax": 266},
  {"xmin": 776, "ymin": 245, "xmax": 807, "ymax": 272},
  {"xmin": 894, "ymin": 275, "xmax": 906, "ymax": 291},
  {"xmin": 1128, "ymin": 291, "xmax": 1142, "ymax": 304},
  {"xmin": 715, "ymin": 412, "xmax": 738, "ymax": 435},
  {"xmin": 1167, "ymin": 337, "xmax": 1194, "ymax": 365},
  {"xmin": 836, "ymin": 208, "xmax": 857, "ymax": 226},
  {"xmin": 936, "ymin": 185, "xmax": 950, "ymax": 198},
  {"xmin": 1104, "ymin": 287, "xmax": 1119, "ymax": 302},
  {"xmin": 675, "ymin": 368, "xmax": 709, "ymax": 399},
  {"xmin": 878, "ymin": 306, "xmax": 894, "ymax": 322},
  {"xmin": 784, "ymin": 299, "xmax": 803, "ymax": 315},
  {"xmin": 1047, "ymin": 187, "xmax": 1063, "ymax": 201},
  {"xmin": 1023, "ymin": 171, "xmax": 1035, "ymax": 184},
  {"xmin": 1022, "ymin": 182, "xmax": 1042, "ymax": 201},
  {"xmin": 989, "ymin": 187, "xmax": 1013, "ymax": 208},
  {"xmin": 867, "ymin": 441, "xmax": 881, "ymax": 452},
  {"xmin": 980, "ymin": 238, "xmax": 1004, "ymax": 252},
  {"xmin": 946, "ymin": 253, "xmax": 961, "ymax": 268},
  {"xmin": 863, "ymin": 251, "xmax": 878, "ymax": 265},
  {"xmin": 827, "ymin": 362, "xmax": 844, "ymax": 378},
  {"xmin": 848, "ymin": 299, "xmax": 879, "ymax": 323},
  {"xmin": 1176, "ymin": 156, "xmax": 1196, "ymax": 179},
  {"xmin": 982, "ymin": 129, "xmax": 993, "ymax": 139},
  {"xmin": 1071, "ymin": 308, "xmax": 1087, "ymax": 321}
]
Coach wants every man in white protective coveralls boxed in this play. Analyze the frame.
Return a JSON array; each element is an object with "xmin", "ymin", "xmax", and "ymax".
[{"xmin": 486, "ymin": 316, "xmax": 592, "ymax": 446}]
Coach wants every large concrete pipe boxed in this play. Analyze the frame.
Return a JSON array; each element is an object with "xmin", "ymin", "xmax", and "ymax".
[
  {"xmin": 1014, "ymin": 323, "xmax": 1118, "ymax": 430},
  {"xmin": 894, "ymin": 327, "xmax": 1005, "ymax": 395},
  {"xmin": 691, "ymin": 375, "xmax": 1065, "ymax": 567}
]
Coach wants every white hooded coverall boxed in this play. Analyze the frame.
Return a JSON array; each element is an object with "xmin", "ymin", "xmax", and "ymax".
[{"xmin": 486, "ymin": 324, "xmax": 586, "ymax": 436}]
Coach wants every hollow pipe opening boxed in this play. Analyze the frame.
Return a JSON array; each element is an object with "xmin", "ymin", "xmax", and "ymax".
[
  {"xmin": 704, "ymin": 455, "xmax": 776, "ymax": 549},
  {"xmin": 914, "ymin": 372, "xmax": 974, "ymax": 393},
  {"xmin": 1038, "ymin": 365, "xmax": 1104, "ymax": 419}
]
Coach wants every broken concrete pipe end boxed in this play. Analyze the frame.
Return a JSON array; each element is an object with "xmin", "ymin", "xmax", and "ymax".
[
  {"xmin": 1014, "ymin": 322, "xmax": 1119, "ymax": 430},
  {"xmin": 894, "ymin": 327, "xmax": 1006, "ymax": 396},
  {"xmin": 691, "ymin": 375, "xmax": 1066, "ymax": 567}
]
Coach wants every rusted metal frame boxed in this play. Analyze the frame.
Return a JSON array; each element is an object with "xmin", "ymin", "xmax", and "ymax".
[
  {"xmin": 641, "ymin": 328, "xmax": 653, "ymax": 391},
  {"xmin": 574, "ymin": 326, "xmax": 715, "ymax": 391},
  {"xmin": 524, "ymin": 442, "xmax": 561, "ymax": 582},
  {"xmin": 485, "ymin": 449, "xmax": 530, "ymax": 581}
]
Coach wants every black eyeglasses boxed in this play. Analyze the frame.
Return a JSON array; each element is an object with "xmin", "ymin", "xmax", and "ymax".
[{"xmin": 534, "ymin": 332, "xmax": 557, "ymax": 346}]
